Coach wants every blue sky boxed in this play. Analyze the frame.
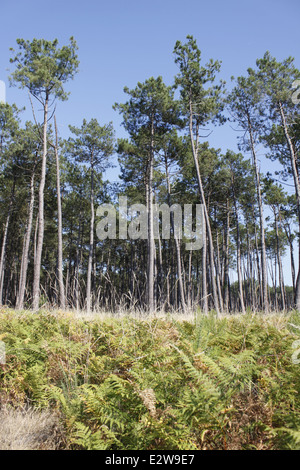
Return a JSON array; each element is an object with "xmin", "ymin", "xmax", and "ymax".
[
  {"xmin": 1, "ymin": 0, "xmax": 299, "ymax": 155},
  {"xmin": 1, "ymin": 0, "xmax": 299, "ymax": 150},
  {"xmin": 0, "ymin": 0, "xmax": 299, "ymax": 283}
]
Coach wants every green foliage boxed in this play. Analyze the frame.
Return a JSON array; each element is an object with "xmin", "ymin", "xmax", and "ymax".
[
  {"xmin": 68, "ymin": 118, "xmax": 115, "ymax": 170},
  {"xmin": 9, "ymin": 37, "xmax": 79, "ymax": 101},
  {"xmin": 0, "ymin": 310, "xmax": 299, "ymax": 450},
  {"xmin": 173, "ymin": 35, "xmax": 225, "ymax": 125},
  {"xmin": 114, "ymin": 76, "xmax": 182, "ymax": 139}
]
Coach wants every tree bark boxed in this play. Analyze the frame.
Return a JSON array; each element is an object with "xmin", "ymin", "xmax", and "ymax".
[
  {"xmin": 32, "ymin": 95, "xmax": 48, "ymax": 311},
  {"xmin": 86, "ymin": 152, "xmax": 94, "ymax": 313},
  {"xmin": 147, "ymin": 117, "xmax": 155, "ymax": 313},
  {"xmin": 223, "ymin": 200, "xmax": 230, "ymax": 311},
  {"xmin": 274, "ymin": 211, "xmax": 286, "ymax": 310},
  {"xmin": 16, "ymin": 165, "xmax": 36, "ymax": 309},
  {"xmin": 0, "ymin": 181, "xmax": 15, "ymax": 305},
  {"xmin": 248, "ymin": 118, "xmax": 268, "ymax": 312},
  {"xmin": 232, "ymin": 187, "xmax": 246, "ymax": 314},
  {"xmin": 278, "ymin": 101, "xmax": 300, "ymax": 310},
  {"xmin": 164, "ymin": 154, "xmax": 186, "ymax": 312},
  {"xmin": 54, "ymin": 116, "xmax": 66, "ymax": 310},
  {"xmin": 188, "ymin": 98, "xmax": 220, "ymax": 314}
]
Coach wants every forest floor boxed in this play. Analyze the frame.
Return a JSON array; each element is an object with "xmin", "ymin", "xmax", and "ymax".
[{"xmin": 0, "ymin": 307, "xmax": 299, "ymax": 450}]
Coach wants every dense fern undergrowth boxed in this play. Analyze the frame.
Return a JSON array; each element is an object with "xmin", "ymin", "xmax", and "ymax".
[{"xmin": 0, "ymin": 308, "xmax": 299, "ymax": 450}]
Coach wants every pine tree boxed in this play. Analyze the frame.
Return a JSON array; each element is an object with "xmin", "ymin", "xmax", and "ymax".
[
  {"xmin": 68, "ymin": 119, "xmax": 114, "ymax": 312},
  {"xmin": 173, "ymin": 36, "xmax": 225, "ymax": 314},
  {"xmin": 114, "ymin": 76, "xmax": 181, "ymax": 313},
  {"xmin": 9, "ymin": 37, "xmax": 79, "ymax": 310}
]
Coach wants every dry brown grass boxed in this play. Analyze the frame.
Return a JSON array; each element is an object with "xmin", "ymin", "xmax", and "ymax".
[
  {"xmin": 225, "ymin": 392, "xmax": 274, "ymax": 450},
  {"xmin": 52, "ymin": 306, "xmax": 292, "ymax": 323},
  {"xmin": 0, "ymin": 406, "xmax": 66, "ymax": 450}
]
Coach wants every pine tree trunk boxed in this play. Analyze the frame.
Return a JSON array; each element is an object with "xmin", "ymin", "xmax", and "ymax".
[
  {"xmin": 223, "ymin": 201, "xmax": 230, "ymax": 311},
  {"xmin": 147, "ymin": 118, "xmax": 155, "ymax": 313},
  {"xmin": 75, "ymin": 198, "xmax": 83, "ymax": 311},
  {"xmin": 275, "ymin": 212, "xmax": 286, "ymax": 310},
  {"xmin": 86, "ymin": 154, "xmax": 94, "ymax": 313},
  {"xmin": 201, "ymin": 228, "xmax": 208, "ymax": 313},
  {"xmin": 187, "ymin": 250, "xmax": 192, "ymax": 310},
  {"xmin": 16, "ymin": 166, "xmax": 36, "ymax": 309},
  {"xmin": 32, "ymin": 96, "xmax": 48, "ymax": 311},
  {"xmin": 0, "ymin": 184, "xmax": 14, "ymax": 305},
  {"xmin": 278, "ymin": 101, "xmax": 300, "ymax": 310},
  {"xmin": 232, "ymin": 191, "xmax": 246, "ymax": 314},
  {"xmin": 164, "ymin": 156, "xmax": 186, "ymax": 312},
  {"xmin": 215, "ymin": 228, "xmax": 224, "ymax": 311},
  {"xmin": 248, "ymin": 118, "xmax": 268, "ymax": 312},
  {"xmin": 188, "ymin": 100, "xmax": 220, "ymax": 314},
  {"xmin": 54, "ymin": 116, "xmax": 66, "ymax": 310},
  {"xmin": 284, "ymin": 223, "xmax": 295, "ymax": 293}
]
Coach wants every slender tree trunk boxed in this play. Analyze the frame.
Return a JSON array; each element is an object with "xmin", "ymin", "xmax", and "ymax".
[
  {"xmin": 130, "ymin": 240, "xmax": 135, "ymax": 306},
  {"xmin": 153, "ymin": 193, "xmax": 163, "ymax": 308},
  {"xmin": 232, "ymin": 189, "xmax": 246, "ymax": 314},
  {"xmin": 164, "ymin": 155, "xmax": 186, "ymax": 312},
  {"xmin": 245, "ymin": 224, "xmax": 251, "ymax": 307},
  {"xmin": 253, "ymin": 214, "xmax": 262, "ymax": 309},
  {"xmin": 215, "ymin": 228, "xmax": 224, "ymax": 311},
  {"xmin": 268, "ymin": 256, "xmax": 276, "ymax": 307},
  {"xmin": 278, "ymin": 101, "xmax": 300, "ymax": 310},
  {"xmin": 0, "ymin": 182, "xmax": 15, "ymax": 305},
  {"xmin": 223, "ymin": 201, "xmax": 230, "ymax": 311},
  {"xmin": 283, "ymin": 223, "xmax": 295, "ymax": 293},
  {"xmin": 187, "ymin": 249, "xmax": 192, "ymax": 310},
  {"xmin": 274, "ymin": 251, "xmax": 278, "ymax": 310},
  {"xmin": 16, "ymin": 166, "xmax": 36, "ymax": 309},
  {"xmin": 74, "ymin": 202, "xmax": 83, "ymax": 310},
  {"xmin": 188, "ymin": 99, "xmax": 220, "ymax": 314},
  {"xmin": 274, "ymin": 211, "xmax": 286, "ymax": 310},
  {"xmin": 147, "ymin": 118, "xmax": 155, "ymax": 313},
  {"xmin": 248, "ymin": 118, "xmax": 268, "ymax": 312},
  {"xmin": 32, "ymin": 95, "xmax": 48, "ymax": 311},
  {"xmin": 54, "ymin": 116, "xmax": 66, "ymax": 310},
  {"xmin": 201, "ymin": 227, "xmax": 208, "ymax": 313},
  {"xmin": 86, "ymin": 153, "xmax": 94, "ymax": 313}
]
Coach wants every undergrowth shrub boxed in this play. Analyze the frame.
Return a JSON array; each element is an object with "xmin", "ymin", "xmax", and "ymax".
[{"xmin": 0, "ymin": 309, "xmax": 299, "ymax": 450}]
